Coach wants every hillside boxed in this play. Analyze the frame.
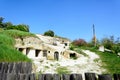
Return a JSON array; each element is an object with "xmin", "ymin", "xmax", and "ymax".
[
  {"xmin": 0, "ymin": 30, "xmax": 33, "ymax": 62},
  {"xmin": 0, "ymin": 29, "xmax": 120, "ymax": 74}
]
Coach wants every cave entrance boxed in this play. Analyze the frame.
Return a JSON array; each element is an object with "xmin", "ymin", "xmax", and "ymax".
[
  {"xmin": 70, "ymin": 53, "xmax": 76, "ymax": 59},
  {"xmin": 43, "ymin": 50, "xmax": 47, "ymax": 57},
  {"xmin": 18, "ymin": 48, "xmax": 24, "ymax": 52},
  {"xmin": 35, "ymin": 50, "xmax": 41, "ymax": 57},
  {"xmin": 26, "ymin": 48, "xmax": 30, "ymax": 55},
  {"xmin": 54, "ymin": 51, "xmax": 59, "ymax": 61}
]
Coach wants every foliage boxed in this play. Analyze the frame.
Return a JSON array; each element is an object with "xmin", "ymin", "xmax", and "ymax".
[
  {"xmin": 0, "ymin": 30, "xmax": 36, "ymax": 38},
  {"xmin": 6, "ymin": 24, "xmax": 29, "ymax": 32},
  {"xmin": 0, "ymin": 33, "xmax": 31, "ymax": 62},
  {"xmin": 74, "ymin": 48, "xmax": 89, "ymax": 57},
  {"xmin": 44, "ymin": 30, "xmax": 54, "ymax": 37},
  {"xmin": 0, "ymin": 44, "xmax": 31, "ymax": 62},
  {"xmin": 3, "ymin": 22, "xmax": 13, "ymax": 29},
  {"xmin": 0, "ymin": 17, "xmax": 30, "ymax": 32},
  {"xmin": 112, "ymin": 43, "xmax": 120, "ymax": 54},
  {"xmin": 72, "ymin": 38, "xmax": 87, "ymax": 47},
  {"xmin": 0, "ymin": 17, "xmax": 5, "ymax": 28},
  {"xmin": 0, "ymin": 34, "xmax": 15, "ymax": 47},
  {"xmin": 84, "ymin": 47, "xmax": 120, "ymax": 74},
  {"xmin": 56, "ymin": 66, "xmax": 71, "ymax": 74},
  {"xmin": 101, "ymin": 36, "xmax": 120, "ymax": 54},
  {"xmin": 101, "ymin": 37, "xmax": 113, "ymax": 50}
]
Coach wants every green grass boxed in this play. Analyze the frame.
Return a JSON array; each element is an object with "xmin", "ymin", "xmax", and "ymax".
[
  {"xmin": 0, "ymin": 30, "xmax": 33, "ymax": 62},
  {"xmin": 56, "ymin": 66, "xmax": 71, "ymax": 74},
  {"xmin": 83, "ymin": 47, "xmax": 120, "ymax": 74},
  {"xmin": 97, "ymin": 51, "xmax": 120, "ymax": 74},
  {"xmin": 0, "ymin": 30, "xmax": 36, "ymax": 38},
  {"xmin": 74, "ymin": 48, "xmax": 89, "ymax": 57},
  {"xmin": 0, "ymin": 33, "xmax": 15, "ymax": 47},
  {"xmin": 0, "ymin": 44, "xmax": 31, "ymax": 62}
]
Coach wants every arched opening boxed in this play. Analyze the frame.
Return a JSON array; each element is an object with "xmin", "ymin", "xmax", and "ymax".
[
  {"xmin": 35, "ymin": 50, "xmax": 41, "ymax": 57},
  {"xmin": 18, "ymin": 48, "xmax": 24, "ymax": 52},
  {"xmin": 43, "ymin": 50, "xmax": 47, "ymax": 57},
  {"xmin": 26, "ymin": 48, "xmax": 30, "ymax": 55},
  {"xmin": 54, "ymin": 51, "xmax": 59, "ymax": 61},
  {"xmin": 70, "ymin": 53, "xmax": 77, "ymax": 59},
  {"xmin": 64, "ymin": 43, "xmax": 68, "ymax": 46}
]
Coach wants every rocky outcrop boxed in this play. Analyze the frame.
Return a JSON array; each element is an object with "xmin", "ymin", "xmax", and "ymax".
[{"xmin": 15, "ymin": 34, "xmax": 80, "ymax": 61}]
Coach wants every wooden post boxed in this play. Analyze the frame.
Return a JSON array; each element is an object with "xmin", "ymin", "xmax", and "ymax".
[
  {"xmin": 38, "ymin": 74, "xmax": 45, "ymax": 80},
  {"xmin": 44, "ymin": 74, "xmax": 53, "ymax": 80},
  {"xmin": 98, "ymin": 74, "xmax": 112, "ymax": 80},
  {"xmin": 85, "ymin": 73, "xmax": 97, "ymax": 80},
  {"xmin": 62, "ymin": 74, "xmax": 70, "ymax": 80},
  {"xmin": 92, "ymin": 24, "xmax": 96, "ymax": 47},
  {"xmin": 70, "ymin": 74, "xmax": 83, "ymax": 80},
  {"xmin": 113, "ymin": 74, "xmax": 120, "ymax": 80},
  {"xmin": 53, "ymin": 74, "xmax": 61, "ymax": 80}
]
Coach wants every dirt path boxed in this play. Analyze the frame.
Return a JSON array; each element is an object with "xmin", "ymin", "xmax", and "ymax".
[{"xmin": 32, "ymin": 50, "xmax": 106, "ymax": 75}]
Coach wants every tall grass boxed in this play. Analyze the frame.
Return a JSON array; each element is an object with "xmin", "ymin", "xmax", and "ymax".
[
  {"xmin": 0, "ymin": 33, "xmax": 15, "ymax": 47},
  {"xmin": 0, "ymin": 30, "xmax": 32, "ymax": 62},
  {"xmin": 0, "ymin": 30, "xmax": 36, "ymax": 38},
  {"xmin": 85, "ymin": 47, "xmax": 120, "ymax": 74},
  {"xmin": 0, "ymin": 44, "xmax": 31, "ymax": 62}
]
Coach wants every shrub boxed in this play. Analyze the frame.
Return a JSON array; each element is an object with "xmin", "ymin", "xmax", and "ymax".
[
  {"xmin": 6, "ymin": 24, "xmax": 29, "ymax": 32},
  {"xmin": 101, "ymin": 37, "xmax": 113, "ymax": 50},
  {"xmin": 72, "ymin": 38, "xmax": 87, "ymax": 47},
  {"xmin": 44, "ymin": 30, "xmax": 54, "ymax": 37}
]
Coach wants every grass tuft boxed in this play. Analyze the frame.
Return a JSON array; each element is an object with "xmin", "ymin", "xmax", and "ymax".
[{"xmin": 56, "ymin": 66, "xmax": 71, "ymax": 74}]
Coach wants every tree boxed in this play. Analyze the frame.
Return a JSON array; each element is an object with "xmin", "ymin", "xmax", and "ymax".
[
  {"xmin": 0, "ymin": 17, "xmax": 5, "ymax": 28},
  {"xmin": 72, "ymin": 38, "xmax": 87, "ymax": 47},
  {"xmin": 16, "ymin": 24, "xmax": 29, "ymax": 32},
  {"xmin": 4, "ymin": 22, "xmax": 13, "ymax": 28},
  {"xmin": 6, "ymin": 24, "xmax": 29, "ymax": 32},
  {"xmin": 0, "ymin": 17, "xmax": 4, "ymax": 23},
  {"xmin": 101, "ymin": 36, "xmax": 115, "ymax": 50},
  {"xmin": 44, "ymin": 30, "xmax": 54, "ymax": 37}
]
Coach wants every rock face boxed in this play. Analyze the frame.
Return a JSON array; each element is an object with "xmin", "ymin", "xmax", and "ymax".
[
  {"xmin": 14, "ymin": 34, "xmax": 106, "ymax": 75},
  {"xmin": 15, "ymin": 34, "xmax": 79, "ymax": 60}
]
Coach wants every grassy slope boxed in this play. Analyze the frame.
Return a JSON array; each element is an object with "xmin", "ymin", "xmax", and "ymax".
[
  {"xmin": 87, "ymin": 47, "xmax": 120, "ymax": 74},
  {"xmin": 0, "ymin": 30, "xmax": 36, "ymax": 38},
  {"xmin": 72, "ymin": 46, "xmax": 120, "ymax": 74},
  {"xmin": 0, "ymin": 30, "xmax": 34, "ymax": 62}
]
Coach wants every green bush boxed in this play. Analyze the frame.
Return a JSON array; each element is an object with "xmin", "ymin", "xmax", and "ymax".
[
  {"xmin": 6, "ymin": 24, "xmax": 29, "ymax": 32},
  {"xmin": 72, "ymin": 38, "xmax": 87, "ymax": 47},
  {"xmin": 44, "ymin": 30, "xmax": 54, "ymax": 37}
]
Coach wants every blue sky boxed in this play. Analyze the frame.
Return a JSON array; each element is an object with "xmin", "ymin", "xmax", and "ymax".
[{"xmin": 1, "ymin": 0, "xmax": 120, "ymax": 41}]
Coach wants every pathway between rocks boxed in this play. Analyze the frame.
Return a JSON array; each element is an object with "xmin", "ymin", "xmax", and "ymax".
[{"xmin": 32, "ymin": 50, "xmax": 106, "ymax": 75}]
